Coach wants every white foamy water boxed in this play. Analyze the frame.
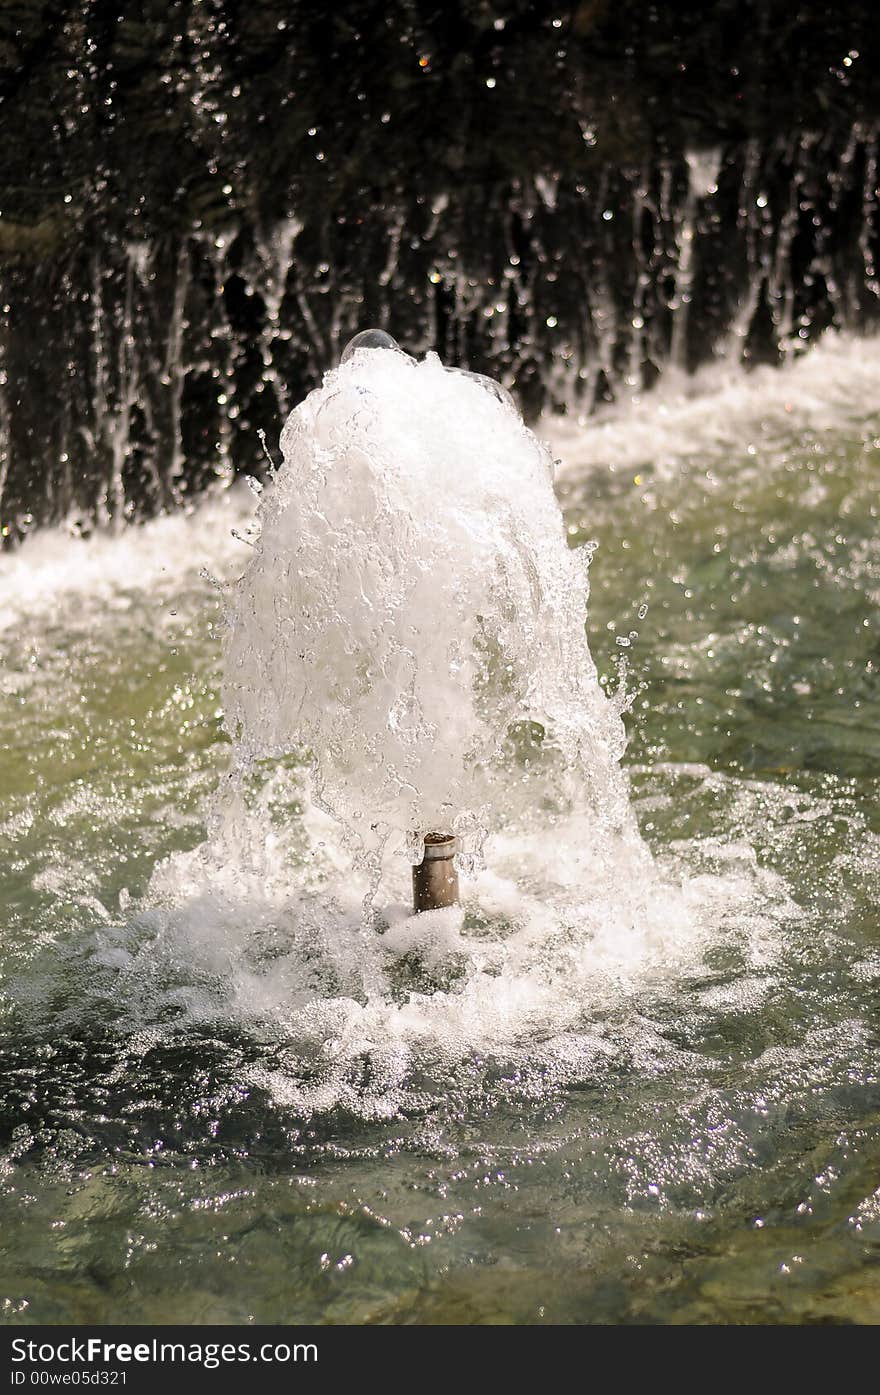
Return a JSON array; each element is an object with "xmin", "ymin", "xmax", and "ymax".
[
  {"xmin": 0, "ymin": 485, "xmax": 253, "ymax": 635},
  {"xmin": 24, "ymin": 767, "xmax": 790, "ymax": 1123},
  {"xmin": 12, "ymin": 337, "xmax": 864, "ymax": 1121},
  {"xmin": 548, "ymin": 331, "xmax": 880, "ymax": 481},
  {"xmin": 223, "ymin": 347, "xmax": 632, "ymax": 868},
  {"xmin": 3, "ymin": 329, "xmax": 876, "ymax": 635},
  {"xmin": 24, "ymin": 344, "xmax": 799, "ymax": 1120}
]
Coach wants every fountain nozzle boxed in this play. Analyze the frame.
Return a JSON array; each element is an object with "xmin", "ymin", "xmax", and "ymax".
[{"xmin": 412, "ymin": 833, "xmax": 459, "ymax": 914}]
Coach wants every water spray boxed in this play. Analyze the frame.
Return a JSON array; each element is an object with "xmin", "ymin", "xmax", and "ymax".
[
  {"xmin": 223, "ymin": 325, "xmax": 630, "ymax": 928},
  {"xmin": 340, "ymin": 331, "xmax": 462, "ymax": 914}
]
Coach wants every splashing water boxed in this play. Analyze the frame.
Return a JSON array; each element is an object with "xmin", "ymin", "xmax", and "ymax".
[
  {"xmin": 5, "ymin": 334, "xmax": 880, "ymax": 1322},
  {"xmin": 223, "ymin": 345, "xmax": 632, "ymax": 869},
  {"xmin": 3, "ymin": 343, "xmax": 762, "ymax": 1129},
  {"xmin": 72, "ymin": 343, "xmax": 782, "ymax": 1124},
  {"xmin": 7, "ymin": 337, "xmax": 868, "ymax": 1129}
]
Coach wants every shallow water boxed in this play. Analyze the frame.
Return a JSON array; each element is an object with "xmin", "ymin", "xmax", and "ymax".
[{"xmin": 2, "ymin": 337, "xmax": 880, "ymax": 1324}]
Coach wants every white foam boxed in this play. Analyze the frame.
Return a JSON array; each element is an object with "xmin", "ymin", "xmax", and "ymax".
[
  {"xmin": 547, "ymin": 331, "xmax": 880, "ymax": 481},
  {"xmin": 6, "ymin": 338, "xmax": 848, "ymax": 1121},
  {"xmin": 30, "ymin": 345, "xmax": 795, "ymax": 1120},
  {"xmin": 3, "ymin": 331, "xmax": 877, "ymax": 639},
  {"xmin": 7, "ymin": 777, "xmax": 788, "ymax": 1122},
  {"xmin": 0, "ymin": 485, "xmax": 253, "ymax": 634},
  {"xmin": 223, "ymin": 347, "xmax": 631, "ymax": 865}
]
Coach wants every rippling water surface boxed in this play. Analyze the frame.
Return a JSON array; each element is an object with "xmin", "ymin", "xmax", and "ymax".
[{"xmin": 2, "ymin": 338, "xmax": 880, "ymax": 1324}]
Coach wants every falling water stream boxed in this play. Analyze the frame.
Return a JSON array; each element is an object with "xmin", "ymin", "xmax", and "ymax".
[{"xmin": 1, "ymin": 332, "xmax": 880, "ymax": 1324}]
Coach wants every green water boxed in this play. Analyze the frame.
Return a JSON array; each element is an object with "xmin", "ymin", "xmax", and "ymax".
[{"xmin": 2, "ymin": 402, "xmax": 880, "ymax": 1325}]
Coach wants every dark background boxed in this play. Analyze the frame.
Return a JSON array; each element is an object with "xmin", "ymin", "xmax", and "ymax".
[{"xmin": 1, "ymin": 0, "xmax": 878, "ymax": 535}]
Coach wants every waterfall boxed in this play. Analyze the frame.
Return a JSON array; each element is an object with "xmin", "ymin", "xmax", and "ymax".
[
  {"xmin": 2, "ymin": 125, "xmax": 879, "ymax": 538},
  {"xmin": 669, "ymin": 148, "xmax": 722, "ymax": 370}
]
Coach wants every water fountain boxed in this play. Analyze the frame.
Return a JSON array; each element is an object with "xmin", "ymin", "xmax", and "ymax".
[
  {"xmin": 222, "ymin": 330, "xmax": 635, "ymax": 924},
  {"xmin": 4, "ymin": 308, "xmax": 880, "ymax": 1325},
  {"xmin": 4, "ymin": 4, "xmax": 880, "ymax": 1331}
]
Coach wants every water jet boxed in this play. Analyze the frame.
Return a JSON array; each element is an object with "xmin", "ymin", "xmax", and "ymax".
[{"xmin": 223, "ymin": 328, "xmax": 631, "ymax": 928}]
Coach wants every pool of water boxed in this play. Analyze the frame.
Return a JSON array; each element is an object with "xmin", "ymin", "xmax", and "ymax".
[{"xmin": 2, "ymin": 338, "xmax": 880, "ymax": 1324}]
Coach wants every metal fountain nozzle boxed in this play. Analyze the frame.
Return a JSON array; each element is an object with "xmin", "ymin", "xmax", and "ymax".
[{"xmin": 412, "ymin": 833, "xmax": 460, "ymax": 914}]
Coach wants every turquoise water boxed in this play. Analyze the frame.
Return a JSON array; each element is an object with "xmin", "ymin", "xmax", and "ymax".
[{"xmin": 2, "ymin": 346, "xmax": 880, "ymax": 1324}]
